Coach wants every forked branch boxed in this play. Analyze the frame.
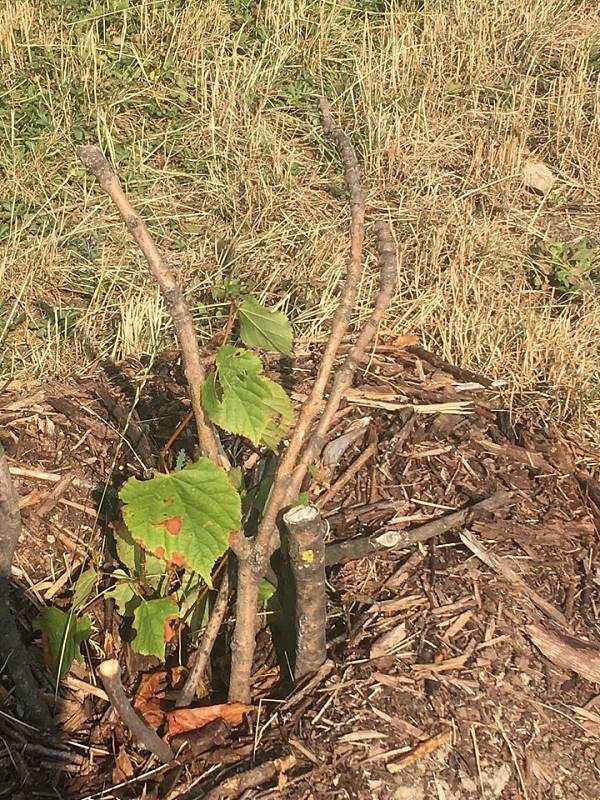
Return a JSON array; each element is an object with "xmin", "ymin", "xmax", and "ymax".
[{"xmin": 228, "ymin": 109, "xmax": 397, "ymax": 702}]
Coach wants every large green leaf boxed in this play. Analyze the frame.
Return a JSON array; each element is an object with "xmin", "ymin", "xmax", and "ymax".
[
  {"xmin": 202, "ymin": 345, "xmax": 293, "ymax": 448},
  {"xmin": 132, "ymin": 597, "xmax": 179, "ymax": 660},
  {"xmin": 120, "ymin": 459, "xmax": 241, "ymax": 585},
  {"xmin": 238, "ymin": 295, "xmax": 293, "ymax": 355},
  {"xmin": 35, "ymin": 608, "xmax": 92, "ymax": 679}
]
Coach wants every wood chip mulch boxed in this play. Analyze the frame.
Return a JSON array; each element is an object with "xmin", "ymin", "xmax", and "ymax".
[{"xmin": 1, "ymin": 341, "xmax": 599, "ymax": 800}]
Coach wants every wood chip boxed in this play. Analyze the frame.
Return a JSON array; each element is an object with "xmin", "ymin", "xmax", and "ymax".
[
  {"xmin": 386, "ymin": 729, "xmax": 453, "ymax": 773},
  {"xmin": 526, "ymin": 624, "xmax": 600, "ymax": 683}
]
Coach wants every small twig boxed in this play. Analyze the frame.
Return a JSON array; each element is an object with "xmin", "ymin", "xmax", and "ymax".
[
  {"xmin": 98, "ymin": 659, "xmax": 173, "ymax": 763},
  {"xmin": 0, "ymin": 444, "xmax": 51, "ymax": 728},
  {"xmin": 386, "ymin": 729, "xmax": 453, "ymax": 774},
  {"xmin": 407, "ymin": 345, "xmax": 494, "ymax": 388},
  {"xmin": 323, "ymin": 490, "xmax": 512, "ymax": 565},
  {"xmin": 35, "ymin": 472, "xmax": 74, "ymax": 518},
  {"xmin": 177, "ymin": 571, "xmax": 230, "ymax": 708},
  {"xmin": 203, "ymin": 754, "xmax": 296, "ymax": 799},
  {"xmin": 76, "ymin": 145, "xmax": 225, "ymax": 469},
  {"xmin": 316, "ymin": 435, "xmax": 378, "ymax": 509},
  {"xmin": 284, "ymin": 505, "xmax": 328, "ymax": 680}
]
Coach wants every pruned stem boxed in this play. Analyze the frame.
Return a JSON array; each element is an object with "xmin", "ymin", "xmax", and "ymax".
[
  {"xmin": 284, "ymin": 505, "xmax": 327, "ymax": 680},
  {"xmin": 323, "ymin": 490, "xmax": 513, "ymax": 565},
  {"xmin": 177, "ymin": 571, "xmax": 230, "ymax": 708},
  {"xmin": 0, "ymin": 444, "xmax": 51, "ymax": 728},
  {"xmin": 98, "ymin": 659, "xmax": 173, "ymax": 763},
  {"xmin": 76, "ymin": 145, "xmax": 225, "ymax": 469}
]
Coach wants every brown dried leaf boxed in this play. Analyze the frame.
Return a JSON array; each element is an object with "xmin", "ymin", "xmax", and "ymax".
[
  {"xmin": 166, "ymin": 702, "xmax": 253, "ymax": 741},
  {"xmin": 133, "ymin": 671, "xmax": 167, "ymax": 730},
  {"xmin": 112, "ymin": 746, "xmax": 134, "ymax": 783}
]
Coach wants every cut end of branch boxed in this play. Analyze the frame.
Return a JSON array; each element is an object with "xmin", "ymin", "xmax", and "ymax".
[
  {"xmin": 283, "ymin": 505, "xmax": 320, "ymax": 526},
  {"xmin": 99, "ymin": 658, "xmax": 120, "ymax": 680},
  {"xmin": 76, "ymin": 145, "xmax": 115, "ymax": 184}
]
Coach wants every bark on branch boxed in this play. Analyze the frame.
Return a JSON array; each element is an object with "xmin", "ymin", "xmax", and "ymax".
[
  {"xmin": 176, "ymin": 571, "xmax": 230, "ymax": 708},
  {"xmin": 98, "ymin": 659, "xmax": 173, "ymax": 763},
  {"xmin": 284, "ymin": 505, "xmax": 327, "ymax": 680},
  {"xmin": 0, "ymin": 444, "xmax": 51, "ymax": 728},
  {"xmin": 323, "ymin": 490, "xmax": 513, "ymax": 565},
  {"xmin": 76, "ymin": 145, "xmax": 225, "ymax": 469},
  {"xmin": 227, "ymin": 101, "xmax": 387, "ymax": 704}
]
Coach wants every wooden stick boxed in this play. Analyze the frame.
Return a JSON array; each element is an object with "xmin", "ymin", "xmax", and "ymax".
[
  {"xmin": 0, "ymin": 444, "xmax": 51, "ymax": 728},
  {"xmin": 284, "ymin": 505, "xmax": 328, "ymax": 680},
  {"xmin": 204, "ymin": 754, "xmax": 296, "ymax": 799},
  {"xmin": 98, "ymin": 659, "xmax": 173, "ymax": 763},
  {"xmin": 324, "ymin": 490, "xmax": 513, "ymax": 565},
  {"xmin": 76, "ymin": 145, "xmax": 225, "ymax": 469},
  {"xmin": 176, "ymin": 571, "xmax": 230, "ymax": 708}
]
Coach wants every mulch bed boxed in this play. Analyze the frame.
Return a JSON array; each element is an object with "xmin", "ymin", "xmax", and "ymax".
[{"xmin": 1, "ymin": 341, "xmax": 600, "ymax": 799}]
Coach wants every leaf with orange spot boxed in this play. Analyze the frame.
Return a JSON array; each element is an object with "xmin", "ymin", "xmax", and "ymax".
[
  {"xmin": 165, "ymin": 703, "xmax": 253, "ymax": 741},
  {"xmin": 120, "ymin": 459, "xmax": 241, "ymax": 585}
]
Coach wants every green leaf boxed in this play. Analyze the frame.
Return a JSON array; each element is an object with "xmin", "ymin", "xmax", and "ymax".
[
  {"xmin": 120, "ymin": 459, "xmax": 241, "ymax": 585},
  {"xmin": 72, "ymin": 567, "xmax": 97, "ymax": 610},
  {"xmin": 106, "ymin": 572, "xmax": 141, "ymax": 617},
  {"xmin": 260, "ymin": 379, "xmax": 294, "ymax": 450},
  {"xmin": 35, "ymin": 608, "xmax": 92, "ymax": 679},
  {"xmin": 238, "ymin": 295, "xmax": 293, "ymax": 355},
  {"xmin": 202, "ymin": 346, "xmax": 293, "ymax": 448},
  {"xmin": 293, "ymin": 492, "xmax": 310, "ymax": 507},
  {"xmin": 258, "ymin": 578, "xmax": 276, "ymax": 604},
  {"xmin": 132, "ymin": 596, "xmax": 179, "ymax": 660},
  {"xmin": 112, "ymin": 521, "xmax": 167, "ymax": 588}
]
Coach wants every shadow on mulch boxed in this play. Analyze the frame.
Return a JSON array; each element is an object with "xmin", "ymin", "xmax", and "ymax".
[{"xmin": 1, "ymin": 342, "xmax": 600, "ymax": 799}]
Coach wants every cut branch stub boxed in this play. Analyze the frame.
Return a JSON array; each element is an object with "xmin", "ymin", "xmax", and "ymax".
[
  {"xmin": 98, "ymin": 659, "xmax": 173, "ymax": 763},
  {"xmin": 284, "ymin": 504, "xmax": 328, "ymax": 680}
]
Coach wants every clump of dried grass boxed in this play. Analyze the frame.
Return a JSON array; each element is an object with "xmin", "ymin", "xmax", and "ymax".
[{"xmin": 0, "ymin": 0, "xmax": 599, "ymax": 441}]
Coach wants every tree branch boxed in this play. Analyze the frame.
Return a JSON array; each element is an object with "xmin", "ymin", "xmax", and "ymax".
[
  {"xmin": 250, "ymin": 98, "xmax": 367, "ymax": 568},
  {"xmin": 76, "ymin": 145, "xmax": 225, "ymax": 469},
  {"xmin": 323, "ymin": 490, "xmax": 513, "ymax": 565},
  {"xmin": 98, "ymin": 659, "xmax": 173, "ymax": 763},
  {"xmin": 176, "ymin": 571, "xmax": 230, "ymax": 708},
  {"xmin": 0, "ymin": 444, "xmax": 51, "ymax": 728}
]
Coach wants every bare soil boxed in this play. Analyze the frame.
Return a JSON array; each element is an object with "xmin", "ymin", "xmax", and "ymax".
[{"xmin": 1, "ymin": 342, "xmax": 599, "ymax": 799}]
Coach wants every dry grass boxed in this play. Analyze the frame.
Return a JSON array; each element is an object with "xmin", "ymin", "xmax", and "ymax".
[{"xmin": 1, "ymin": 0, "xmax": 599, "ymax": 441}]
